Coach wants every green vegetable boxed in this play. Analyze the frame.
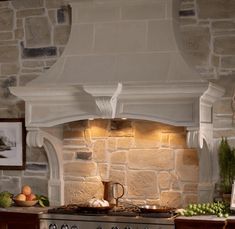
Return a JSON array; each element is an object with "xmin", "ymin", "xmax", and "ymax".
[
  {"xmin": 179, "ymin": 201, "xmax": 231, "ymax": 218},
  {"xmin": 0, "ymin": 191, "xmax": 13, "ymax": 208},
  {"xmin": 36, "ymin": 195, "xmax": 50, "ymax": 207}
]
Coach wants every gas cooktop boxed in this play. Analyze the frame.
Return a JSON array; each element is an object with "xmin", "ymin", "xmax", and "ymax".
[{"xmin": 47, "ymin": 204, "xmax": 174, "ymax": 218}]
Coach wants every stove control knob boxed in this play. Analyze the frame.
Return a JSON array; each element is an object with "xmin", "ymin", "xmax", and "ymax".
[
  {"xmin": 61, "ymin": 224, "xmax": 69, "ymax": 229},
  {"xmin": 49, "ymin": 224, "xmax": 57, "ymax": 229},
  {"xmin": 71, "ymin": 226, "xmax": 78, "ymax": 229}
]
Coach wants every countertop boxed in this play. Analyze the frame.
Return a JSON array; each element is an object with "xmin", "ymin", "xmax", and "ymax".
[{"xmin": 0, "ymin": 206, "xmax": 50, "ymax": 214}]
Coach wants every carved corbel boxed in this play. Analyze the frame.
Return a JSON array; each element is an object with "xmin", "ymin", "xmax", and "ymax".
[
  {"xmin": 26, "ymin": 128, "xmax": 44, "ymax": 147},
  {"xmin": 186, "ymin": 128, "xmax": 200, "ymax": 149},
  {"xmin": 84, "ymin": 83, "xmax": 122, "ymax": 118}
]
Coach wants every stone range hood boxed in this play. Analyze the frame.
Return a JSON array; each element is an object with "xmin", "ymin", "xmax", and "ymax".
[{"xmin": 10, "ymin": 0, "xmax": 225, "ymax": 206}]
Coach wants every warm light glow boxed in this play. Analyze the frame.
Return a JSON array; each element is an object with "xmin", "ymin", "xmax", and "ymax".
[{"xmin": 121, "ymin": 118, "xmax": 127, "ymax": 120}]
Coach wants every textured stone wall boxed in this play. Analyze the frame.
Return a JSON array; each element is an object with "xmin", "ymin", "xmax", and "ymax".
[
  {"xmin": 63, "ymin": 119, "xmax": 199, "ymax": 208},
  {"xmin": 0, "ymin": 0, "xmax": 234, "ymax": 204},
  {"xmin": 0, "ymin": 0, "xmax": 69, "ymax": 197},
  {"xmin": 180, "ymin": 0, "xmax": 235, "ymax": 184}
]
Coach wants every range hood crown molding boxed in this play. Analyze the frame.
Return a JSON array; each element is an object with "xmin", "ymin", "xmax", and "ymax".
[{"xmin": 9, "ymin": 0, "xmax": 224, "ymax": 127}]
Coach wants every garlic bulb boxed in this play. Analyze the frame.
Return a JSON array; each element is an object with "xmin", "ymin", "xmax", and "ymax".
[{"xmin": 88, "ymin": 198, "xmax": 110, "ymax": 207}]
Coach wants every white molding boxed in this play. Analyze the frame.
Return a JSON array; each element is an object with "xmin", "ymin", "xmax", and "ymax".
[{"xmin": 27, "ymin": 128, "xmax": 64, "ymax": 206}]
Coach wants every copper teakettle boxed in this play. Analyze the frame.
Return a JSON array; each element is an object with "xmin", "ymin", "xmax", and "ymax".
[{"xmin": 102, "ymin": 181, "xmax": 124, "ymax": 207}]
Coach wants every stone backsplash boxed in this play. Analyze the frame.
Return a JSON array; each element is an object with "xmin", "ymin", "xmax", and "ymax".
[{"xmin": 62, "ymin": 119, "xmax": 199, "ymax": 208}]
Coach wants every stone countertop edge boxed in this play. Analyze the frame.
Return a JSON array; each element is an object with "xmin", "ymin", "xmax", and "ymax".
[
  {"xmin": 175, "ymin": 215, "xmax": 233, "ymax": 221},
  {"xmin": 0, "ymin": 206, "xmax": 51, "ymax": 214}
]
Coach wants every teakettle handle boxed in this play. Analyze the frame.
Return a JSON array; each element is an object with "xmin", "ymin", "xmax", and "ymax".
[{"xmin": 113, "ymin": 182, "xmax": 125, "ymax": 199}]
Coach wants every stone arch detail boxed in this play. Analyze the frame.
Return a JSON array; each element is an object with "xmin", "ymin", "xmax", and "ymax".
[{"xmin": 27, "ymin": 128, "xmax": 64, "ymax": 205}]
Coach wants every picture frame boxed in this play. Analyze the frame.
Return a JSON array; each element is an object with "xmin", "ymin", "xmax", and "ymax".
[
  {"xmin": 230, "ymin": 181, "xmax": 235, "ymax": 210},
  {"xmin": 0, "ymin": 118, "xmax": 26, "ymax": 170}
]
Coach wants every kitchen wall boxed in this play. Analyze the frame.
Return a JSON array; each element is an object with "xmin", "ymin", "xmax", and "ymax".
[
  {"xmin": 62, "ymin": 119, "xmax": 198, "ymax": 208},
  {"xmin": 0, "ymin": 0, "xmax": 234, "ymax": 204}
]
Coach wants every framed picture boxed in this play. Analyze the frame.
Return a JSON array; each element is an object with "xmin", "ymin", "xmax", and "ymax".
[{"xmin": 0, "ymin": 118, "xmax": 26, "ymax": 170}]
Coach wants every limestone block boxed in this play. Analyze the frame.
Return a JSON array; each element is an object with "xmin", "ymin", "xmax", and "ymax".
[
  {"xmin": 121, "ymin": 1, "xmax": 165, "ymax": 20},
  {"xmin": 127, "ymin": 170, "xmax": 158, "ymax": 198},
  {"xmin": 16, "ymin": 8, "xmax": 45, "ymax": 18},
  {"xmin": 22, "ymin": 60, "xmax": 44, "ymax": 68},
  {"xmin": 211, "ymin": 54, "xmax": 220, "ymax": 67},
  {"xmin": 212, "ymin": 21, "xmax": 235, "ymax": 31},
  {"xmin": 64, "ymin": 180, "xmax": 104, "ymax": 204},
  {"xmin": 183, "ymin": 194, "xmax": 198, "ymax": 207},
  {"xmin": 181, "ymin": 26, "xmax": 210, "ymax": 52},
  {"xmin": 134, "ymin": 121, "xmax": 185, "ymax": 148},
  {"xmin": 63, "ymin": 139, "xmax": 86, "ymax": 147},
  {"xmin": 158, "ymin": 172, "xmax": 172, "ymax": 190},
  {"xmin": 0, "ymin": 46, "xmax": 19, "ymax": 63},
  {"xmin": 25, "ymin": 16, "xmax": 51, "ymax": 48},
  {"xmin": 221, "ymin": 56, "xmax": 235, "ymax": 69},
  {"xmin": 182, "ymin": 52, "xmax": 209, "ymax": 66},
  {"xmin": 128, "ymin": 149, "xmax": 174, "ymax": 170},
  {"xmin": 63, "ymin": 121, "xmax": 87, "ymax": 139},
  {"xmin": 213, "ymin": 98, "xmax": 232, "ymax": 115},
  {"xmin": 109, "ymin": 168, "xmax": 126, "ymax": 185},
  {"xmin": 0, "ymin": 8, "xmax": 13, "ymax": 31},
  {"xmin": 111, "ymin": 150, "xmax": 127, "ymax": 164},
  {"xmin": 160, "ymin": 191, "xmax": 182, "ymax": 208},
  {"xmin": 109, "ymin": 120, "xmax": 133, "ymax": 137},
  {"xmin": 12, "ymin": 0, "xmax": 43, "ymax": 9},
  {"xmin": 180, "ymin": 18, "xmax": 197, "ymax": 26},
  {"xmin": 26, "ymin": 147, "xmax": 48, "ymax": 163},
  {"xmin": 175, "ymin": 149, "xmax": 199, "ymax": 182},
  {"xmin": 0, "ymin": 177, "xmax": 20, "ymax": 194},
  {"xmin": 1, "ymin": 63, "xmax": 19, "ymax": 75},
  {"xmin": 197, "ymin": 0, "xmax": 235, "ymax": 19},
  {"xmin": 0, "ymin": 32, "xmax": 12, "ymax": 40},
  {"xmin": 64, "ymin": 24, "xmax": 94, "ymax": 55},
  {"xmin": 117, "ymin": 137, "xmax": 134, "ymax": 149},
  {"xmin": 45, "ymin": 0, "xmax": 64, "ymax": 9},
  {"xmin": 161, "ymin": 133, "xmax": 169, "ymax": 146},
  {"xmin": 21, "ymin": 177, "xmax": 48, "ymax": 196},
  {"xmin": 94, "ymin": 21, "xmax": 146, "ymax": 53},
  {"xmin": 97, "ymin": 163, "xmax": 109, "ymax": 180},
  {"xmin": 89, "ymin": 119, "xmax": 109, "ymax": 138},
  {"xmin": 15, "ymin": 28, "xmax": 24, "ymax": 40},
  {"xmin": 45, "ymin": 59, "xmax": 57, "ymax": 67},
  {"xmin": 63, "ymin": 151, "xmax": 74, "ymax": 161},
  {"xmin": 214, "ymin": 129, "xmax": 235, "ymax": 139},
  {"xmin": 48, "ymin": 9, "xmax": 57, "ymax": 25},
  {"xmin": 214, "ymin": 37, "xmax": 235, "ymax": 55},
  {"xmin": 0, "ymin": 2, "xmax": 9, "ymax": 8},
  {"xmin": 107, "ymin": 138, "xmax": 116, "ymax": 152},
  {"xmin": 169, "ymin": 133, "xmax": 187, "ymax": 149},
  {"xmin": 16, "ymin": 19, "xmax": 23, "ymax": 28},
  {"xmin": 147, "ymin": 20, "xmax": 177, "ymax": 51},
  {"xmin": 75, "ymin": 5, "xmax": 120, "ymax": 23},
  {"xmin": 93, "ymin": 140, "xmax": 107, "ymax": 162},
  {"xmin": 183, "ymin": 183, "xmax": 198, "ymax": 192},
  {"xmin": 213, "ymin": 116, "xmax": 233, "ymax": 129},
  {"xmin": 64, "ymin": 161, "xmax": 97, "ymax": 177},
  {"xmin": 76, "ymin": 151, "xmax": 92, "ymax": 160},
  {"xmin": 19, "ymin": 74, "xmax": 39, "ymax": 86},
  {"xmin": 54, "ymin": 25, "xmax": 71, "ymax": 45},
  {"xmin": 25, "ymin": 164, "xmax": 48, "ymax": 173}
]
